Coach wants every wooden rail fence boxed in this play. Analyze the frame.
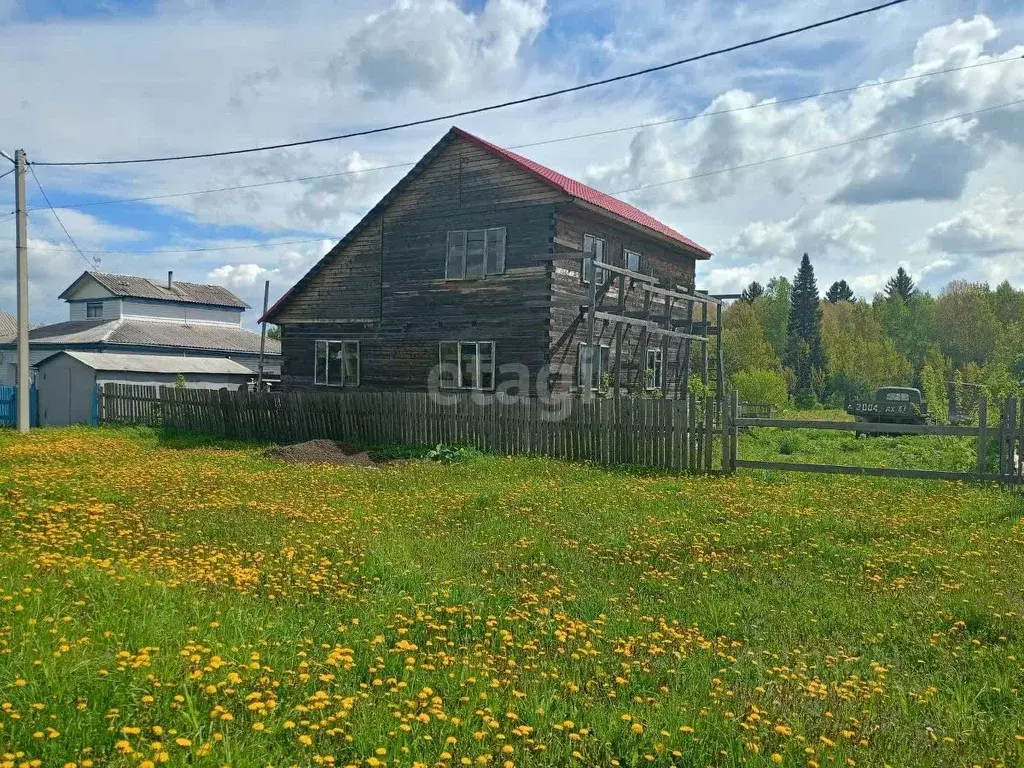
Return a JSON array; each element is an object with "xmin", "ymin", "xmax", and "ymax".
[
  {"xmin": 720, "ymin": 392, "xmax": 1024, "ymax": 485},
  {"xmin": 100, "ymin": 384, "xmax": 721, "ymax": 473}
]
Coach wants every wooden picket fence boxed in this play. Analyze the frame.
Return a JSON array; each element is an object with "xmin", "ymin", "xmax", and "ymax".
[{"xmin": 100, "ymin": 384, "xmax": 721, "ymax": 473}]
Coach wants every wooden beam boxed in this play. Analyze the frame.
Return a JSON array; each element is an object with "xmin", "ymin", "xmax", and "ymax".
[
  {"xmin": 593, "ymin": 261, "xmax": 659, "ymax": 284},
  {"xmin": 551, "ymin": 235, "xmax": 583, "ymax": 251},
  {"xmin": 613, "ymin": 271, "xmax": 625, "ymax": 398},
  {"xmin": 734, "ymin": 459, "xmax": 991, "ymax": 482},
  {"xmin": 733, "ymin": 418, "xmax": 980, "ymax": 436},
  {"xmin": 715, "ymin": 301, "xmax": 725, "ymax": 405},
  {"xmin": 641, "ymin": 283, "xmax": 716, "ymax": 305},
  {"xmin": 593, "ymin": 310, "xmax": 707, "ymax": 341},
  {"xmin": 692, "ymin": 290, "xmax": 723, "ymax": 305}
]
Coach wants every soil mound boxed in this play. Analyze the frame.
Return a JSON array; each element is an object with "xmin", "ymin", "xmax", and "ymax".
[{"xmin": 266, "ymin": 439, "xmax": 377, "ymax": 466}]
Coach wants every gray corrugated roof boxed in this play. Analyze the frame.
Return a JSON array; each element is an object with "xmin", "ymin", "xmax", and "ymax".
[
  {"xmin": 0, "ymin": 318, "xmax": 280, "ymax": 356},
  {"xmin": 107, "ymin": 320, "xmax": 280, "ymax": 354},
  {"xmin": 60, "ymin": 271, "xmax": 249, "ymax": 309},
  {"xmin": 27, "ymin": 319, "xmax": 118, "ymax": 343},
  {"xmin": 0, "ymin": 311, "xmax": 16, "ymax": 340},
  {"xmin": 46, "ymin": 351, "xmax": 254, "ymax": 375}
]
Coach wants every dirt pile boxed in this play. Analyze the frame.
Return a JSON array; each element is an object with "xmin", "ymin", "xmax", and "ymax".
[{"xmin": 265, "ymin": 439, "xmax": 379, "ymax": 466}]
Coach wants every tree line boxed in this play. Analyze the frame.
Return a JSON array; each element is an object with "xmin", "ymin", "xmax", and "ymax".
[{"xmin": 722, "ymin": 254, "xmax": 1024, "ymax": 418}]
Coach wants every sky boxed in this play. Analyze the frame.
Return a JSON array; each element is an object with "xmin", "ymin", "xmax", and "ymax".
[{"xmin": 2, "ymin": 0, "xmax": 1024, "ymax": 327}]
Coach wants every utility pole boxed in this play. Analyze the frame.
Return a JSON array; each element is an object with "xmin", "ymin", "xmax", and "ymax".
[
  {"xmin": 13, "ymin": 150, "xmax": 29, "ymax": 433},
  {"xmin": 257, "ymin": 279, "xmax": 269, "ymax": 391}
]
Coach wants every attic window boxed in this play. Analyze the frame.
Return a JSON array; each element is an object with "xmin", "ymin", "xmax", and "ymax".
[
  {"xmin": 86, "ymin": 302, "xmax": 103, "ymax": 319},
  {"xmin": 445, "ymin": 228, "xmax": 506, "ymax": 280}
]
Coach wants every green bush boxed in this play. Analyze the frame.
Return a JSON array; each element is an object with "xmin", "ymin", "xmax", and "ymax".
[
  {"xmin": 426, "ymin": 444, "xmax": 477, "ymax": 464},
  {"xmin": 777, "ymin": 432, "xmax": 806, "ymax": 455},
  {"xmin": 733, "ymin": 369, "xmax": 790, "ymax": 410},
  {"xmin": 793, "ymin": 390, "xmax": 818, "ymax": 409}
]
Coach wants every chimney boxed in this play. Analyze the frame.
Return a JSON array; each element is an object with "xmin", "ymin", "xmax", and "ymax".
[{"xmin": 167, "ymin": 271, "xmax": 174, "ymax": 290}]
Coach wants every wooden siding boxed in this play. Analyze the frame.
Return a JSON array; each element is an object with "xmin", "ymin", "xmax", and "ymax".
[
  {"xmin": 275, "ymin": 132, "xmax": 702, "ymax": 395},
  {"xmin": 278, "ymin": 134, "xmax": 567, "ymax": 393},
  {"xmin": 273, "ymin": 221, "xmax": 384, "ymax": 324},
  {"xmin": 547, "ymin": 207, "xmax": 698, "ymax": 395}
]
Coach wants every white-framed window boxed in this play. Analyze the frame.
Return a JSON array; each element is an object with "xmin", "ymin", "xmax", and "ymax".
[
  {"xmin": 314, "ymin": 340, "xmax": 360, "ymax": 387},
  {"xmin": 646, "ymin": 348, "xmax": 663, "ymax": 390},
  {"xmin": 624, "ymin": 249, "xmax": 642, "ymax": 274},
  {"xmin": 446, "ymin": 228, "xmax": 506, "ymax": 280},
  {"xmin": 581, "ymin": 234, "xmax": 606, "ymax": 285},
  {"xmin": 86, "ymin": 301, "xmax": 103, "ymax": 319},
  {"xmin": 439, "ymin": 342, "xmax": 495, "ymax": 390},
  {"xmin": 578, "ymin": 342, "xmax": 610, "ymax": 390}
]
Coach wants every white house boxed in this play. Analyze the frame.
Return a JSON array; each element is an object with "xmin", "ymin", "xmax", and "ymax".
[{"xmin": 0, "ymin": 271, "xmax": 281, "ymax": 387}]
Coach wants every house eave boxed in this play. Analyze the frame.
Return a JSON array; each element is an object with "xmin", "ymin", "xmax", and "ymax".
[{"xmin": 570, "ymin": 199, "xmax": 712, "ymax": 261}]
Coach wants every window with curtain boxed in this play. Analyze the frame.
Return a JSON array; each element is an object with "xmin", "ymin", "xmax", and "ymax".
[{"xmin": 314, "ymin": 340, "xmax": 360, "ymax": 387}]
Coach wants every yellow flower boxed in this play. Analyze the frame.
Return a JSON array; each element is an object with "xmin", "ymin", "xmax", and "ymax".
[
  {"xmin": 174, "ymin": 738, "xmax": 192, "ymax": 747},
  {"xmin": 298, "ymin": 734, "xmax": 313, "ymax": 746},
  {"xmin": 252, "ymin": 722, "xmax": 265, "ymax": 731},
  {"xmin": 772, "ymin": 754, "xmax": 783, "ymax": 765},
  {"xmin": 631, "ymin": 723, "xmax": 644, "ymax": 735}
]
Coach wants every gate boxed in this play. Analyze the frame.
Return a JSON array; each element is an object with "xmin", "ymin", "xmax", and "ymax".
[{"xmin": 0, "ymin": 385, "xmax": 39, "ymax": 428}]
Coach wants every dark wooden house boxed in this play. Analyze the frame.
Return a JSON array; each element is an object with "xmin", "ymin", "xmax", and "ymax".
[{"xmin": 264, "ymin": 127, "xmax": 714, "ymax": 396}]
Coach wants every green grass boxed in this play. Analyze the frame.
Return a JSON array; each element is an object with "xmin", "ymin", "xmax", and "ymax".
[
  {"xmin": 739, "ymin": 427, "xmax": 979, "ymax": 472},
  {"xmin": 1, "ymin": 426, "xmax": 1023, "ymax": 768}
]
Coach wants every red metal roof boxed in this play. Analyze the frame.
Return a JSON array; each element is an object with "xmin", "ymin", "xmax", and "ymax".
[{"xmin": 453, "ymin": 127, "xmax": 711, "ymax": 257}]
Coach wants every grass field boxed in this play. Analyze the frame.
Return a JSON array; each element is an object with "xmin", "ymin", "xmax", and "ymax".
[{"xmin": 1, "ymin": 426, "xmax": 1023, "ymax": 768}]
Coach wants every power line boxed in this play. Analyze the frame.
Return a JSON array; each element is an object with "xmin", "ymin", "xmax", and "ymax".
[
  {"xmin": 0, "ymin": 168, "xmax": 13, "ymax": 182},
  {"xmin": 18, "ymin": 97, "xmax": 1024, "ymax": 258},
  {"xmin": 15, "ymin": 234, "xmax": 331, "ymax": 256},
  {"xmin": 25, "ymin": 55, "xmax": 1021, "ymax": 215},
  {"xmin": 611, "ymin": 97, "xmax": 1024, "ymax": 195},
  {"xmin": 27, "ymin": 164, "xmax": 99, "ymax": 269},
  {"xmin": 32, "ymin": 0, "xmax": 914, "ymax": 167}
]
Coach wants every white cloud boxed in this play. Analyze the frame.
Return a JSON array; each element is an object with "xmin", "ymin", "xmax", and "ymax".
[
  {"xmin": 727, "ymin": 207, "xmax": 876, "ymax": 263},
  {"xmin": 926, "ymin": 187, "xmax": 1024, "ymax": 255},
  {"xmin": 333, "ymin": 0, "xmax": 547, "ymax": 99}
]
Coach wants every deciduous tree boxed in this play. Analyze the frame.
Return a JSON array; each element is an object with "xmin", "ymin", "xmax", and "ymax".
[
  {"xmin": 935, "ymin": 281, "xmax": 999, "ymax": 367},
  {"xmin": 753, "ymin": 277, "xmax": 790, "ymax": 360}
]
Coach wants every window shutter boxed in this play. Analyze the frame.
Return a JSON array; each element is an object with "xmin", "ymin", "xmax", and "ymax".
[
  {"xmin": 439, "ymin": 343, "xmax": 459, "ymax": 389},
  {"xmin": 485, "ymin": 228, "xmax": 506, "ymax": 276},
  {"xmin": 344, "ymin": 342, "xmax": 360, "ymax": 387},
  {"xmin": 446, "ymin": 231, "xmax": 467, "ymax": 279}
]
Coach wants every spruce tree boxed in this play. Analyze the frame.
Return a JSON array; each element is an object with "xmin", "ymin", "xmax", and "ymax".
[
  {"xmin": 885, "ymin": 267, "xmax": 916, "ymax": 302},
  {"xmin": 741, "ymin": 280, "xmax": 764, "ymax": 304},
  {"xmin": 786, "ymin": 253, "xmax": 826, "ymax": 402},
  {"xmin": 825, "ymin": 279, "xmax": 855, "ymax": 303}
]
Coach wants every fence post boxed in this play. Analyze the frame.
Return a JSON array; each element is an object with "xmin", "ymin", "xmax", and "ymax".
[
  {"xmin": 1003, "ymin": 395, "xmax": 1018, "ymax": 486},
  {"xmin": 703, "ymin": 395, "xmax": 714, "ymax": 474},
  {"xmin": 730, "ymin": 390, "xmax": 740, "ymax": 474},
  {"xmin": 976, "ymin": 395, "xmax": 987, "ymax": 479},
  {"xmin": 721, "ymin": 390, "xmax": 730, "ymax": 474}
]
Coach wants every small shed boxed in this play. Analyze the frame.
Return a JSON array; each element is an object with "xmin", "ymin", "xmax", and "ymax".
[{"xmin": 35, "ymin": 351, "xmax": 254, "ymax": 426}]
